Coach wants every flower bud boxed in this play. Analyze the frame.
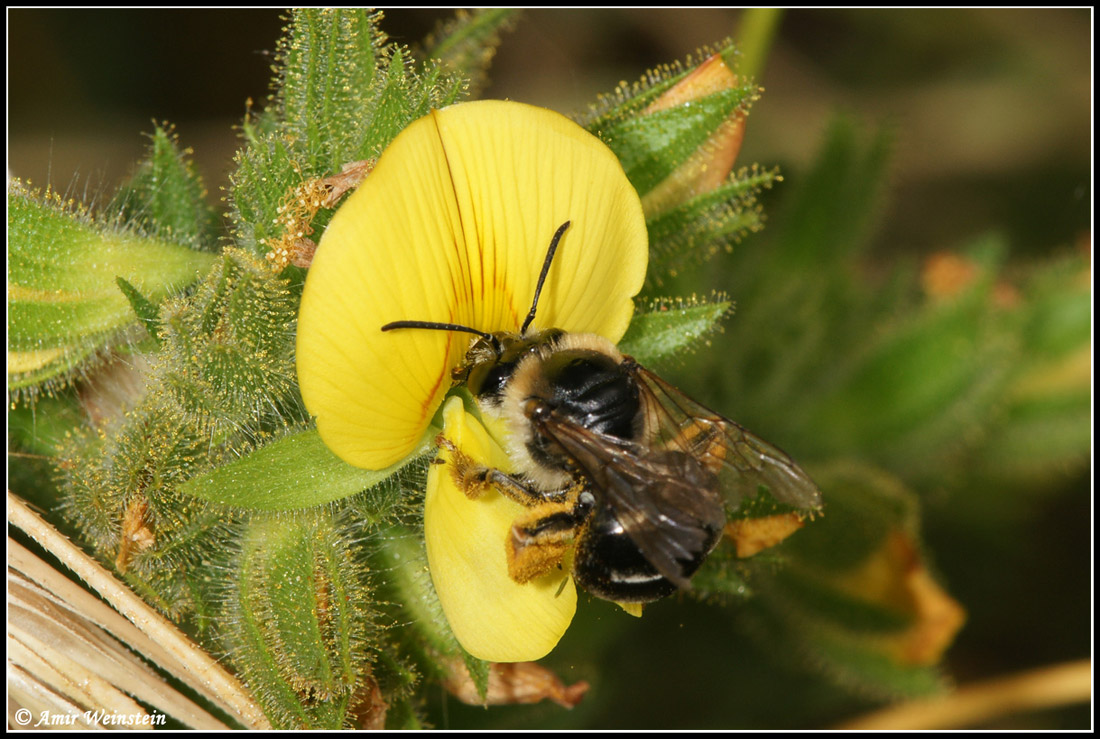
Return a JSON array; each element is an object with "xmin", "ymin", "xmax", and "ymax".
[{"xmin": 641, "ymin": 53, "xmax": 748, "ymax": 216}]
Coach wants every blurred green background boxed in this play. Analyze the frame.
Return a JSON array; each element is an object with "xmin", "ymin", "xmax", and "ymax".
[
  {"xmin": 8, "ymin": 9, "xmax": 1090, "ymax": 260},
  {"xmin": 7, "ymin": 8, "xmax": 1091, "ymax": 729}
]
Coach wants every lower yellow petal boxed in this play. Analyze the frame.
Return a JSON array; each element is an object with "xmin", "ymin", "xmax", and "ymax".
[{"xmin": 425, "ymin": 396, "xmax": 576, "ymax": 662}]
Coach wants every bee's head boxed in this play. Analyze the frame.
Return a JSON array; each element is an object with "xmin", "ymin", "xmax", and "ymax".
[{"xmin": 464, "ymin": 328, "xmax": 564, "ymax": 402}]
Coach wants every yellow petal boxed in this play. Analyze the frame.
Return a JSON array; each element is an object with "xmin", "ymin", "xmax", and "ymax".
[
  {"xmin": 429, "ymin": 101, "xmax": 648, "ymax": 339},
  {"xmin": 426, "ymin": 396, "xmax": 576, "ymax": 662},
  {"xmin": 297, "ymin": 100, "xmax": 648, "ymax": 470}
]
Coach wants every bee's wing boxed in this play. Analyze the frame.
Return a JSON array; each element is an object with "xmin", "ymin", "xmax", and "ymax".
[
  {"xmin": 629, "ymin": 361, "xmax": 822, "ymax": 514},
  {"xmin": 534, "ymin": 411, "xmax": 725, "ymax": 589}
]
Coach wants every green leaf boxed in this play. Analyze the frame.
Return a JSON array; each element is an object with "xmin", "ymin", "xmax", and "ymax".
[
  {"xmin": 115, "ymin": 277, "xmax": 162, "ymax": 346},
  {"xmin": 972, "ymin": 251, "xmax": 1091, "ymax": 481},
  {"xmin": 803, "ymin": 241, "xmax": 1015, "ymax": 474},
  {"xmin": 461, "ymin": 653, "xmax": 492, "ymax": 704},
  {"xmin": 419, "ymin": 8, "xmax": 519, "ymax": 98},
  {"xmin": 689, "ymin": 544, "xmax": 753, "ymax": 600},
  {"xmin": 808, "ymin": 635, "xmax": 947, "ymax": 699},
  {"xmin": 774, "ymin": 569, "xmax": 915, "ymax": 633},
  {"xmin": 278, "ymin": 8, "xmax": 384, "ymax": 167},
  {"xmin": 689, "ymin": 117, "xmax": 902, "ymax": 459},
  {"xmin": 7, "ymin": 183, "xmax": 216, "ymax": 393},
  {"xmin": 584, "ymin": 39, "xmax": 740, "ymax": 130},
  {"xmin": 619, "ymin": 295, "xmax": 732, "ymax": 365},
  {"xmin": 7, "ymin": 392, "xmax": 84, "ymax": 458},
  {"xmin": 108, "ymin": 123, "xmax": 220, "ymax": 250},
  {"xmin": 784, "ymin": 462, "xmax": 916, "ymax": 571},
  {"xmin": 645, "ymin": 166, "xmax": 780, "ymax": 283},
  {"xmin": 57, "ymin": 396, "xmax": 234, "ymax": 621},
  {"xmin": 769, "ymin": 115, "xmax": 893, "ymax": 269},
  {"xmin": 599, "ymin": 86, "xmax": 755, "ymax": 197},
  {"xmin": 1018, "ymin": 253, "xmax": 1092, "ymax": 358},
  {"xmin": 578, "ymin": 42, "xmax": 781, "ymax": 286},
  {"xmin": 155, "ymin": 249, "xmax": 302, "ymax": 440},
  {"xmin": 179, "ymin": 427, "xmax": 437, "ymax": 511},
  {"xmin": 223, "ymin": 511, "xmax": 377, "ymax": 728}
]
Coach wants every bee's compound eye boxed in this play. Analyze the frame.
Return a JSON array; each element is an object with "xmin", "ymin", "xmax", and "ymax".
[
  {"xmin": 482, "ymin": 364, "xmax": 512, "ymax": 395},
  {"xmin": 469, "ymin": 361, "xmax": 514, "ymax": 399}
]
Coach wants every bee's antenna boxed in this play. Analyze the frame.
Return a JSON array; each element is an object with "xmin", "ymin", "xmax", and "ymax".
[
  {"xmin": 381, "ymin": 320, "xmax": 502, "ymax": 354},
  {"xmin": 520, "ymin": 221, "xmax": 571, "ymax": 335},
  {"xmin": 383, "ymin": 220, "xmax": 570, "ymax": 351}
]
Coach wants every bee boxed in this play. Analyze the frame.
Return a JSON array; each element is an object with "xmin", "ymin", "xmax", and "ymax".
[{"xmin": 383, "ymin": 222, "xmax": 821, "ymax": 604}]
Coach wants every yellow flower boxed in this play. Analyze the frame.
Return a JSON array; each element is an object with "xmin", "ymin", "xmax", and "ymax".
[{"xmin": 296, "ymin": 100, "xmax": 648, "ymax": 661}]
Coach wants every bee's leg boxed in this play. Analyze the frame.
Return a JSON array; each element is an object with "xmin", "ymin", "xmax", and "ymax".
[
  {"xmin": 437, "ymin": 436, "xmax": 566, "ymax": 505},
  {"xmin": 506, "ymin": 497, "xmax": 585, "ymax": 584},
  {"xmin": 437, "ymin": 436, "xmax": 509, "ymax": 500}
]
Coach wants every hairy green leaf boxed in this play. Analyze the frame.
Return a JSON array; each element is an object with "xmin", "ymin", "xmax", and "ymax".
[
  {"xmin": 419, "ymin": 9, "xmax": 519, "ymax": 97},
  {"xmin": 179, "ymin": 427, "xmax": 436, "ymax": 511},
  {"xmin": 8, "ymin": 183, "xmax": 215, "ymax": 393},
  {"xmin": 223, "ymin": 511, "xmax": 377, "ymax": 728},
  {"xmin": 619, "ymin": 296, "xmax": 732, "ymax": 365},
  {"xmin": 584, "ymin": 39, "xmax": 741, "ymax": 130},
  {"xmin": 108, "ymin": 123, "xmax": 220, "ymax": 250},
  {"xmin": 600, "ymin": 86, "xmax": 756, "ymax": 197}
]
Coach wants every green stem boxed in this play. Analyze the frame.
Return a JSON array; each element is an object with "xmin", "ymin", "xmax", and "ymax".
[{"xmin": 736, "ymin": 8, "xmax": 783, "ymax": 81}]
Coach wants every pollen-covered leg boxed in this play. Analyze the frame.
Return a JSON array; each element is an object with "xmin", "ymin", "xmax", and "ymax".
[
  {"xmin": 506, "ymin": 500, "xmax": 584, "ymax": 584},
  {"xmin": 436, "ymin": 436, "xmax": 495, "ymax": 499},
  {"xmin": 438, "ymin": 435, "xmax": 558, "ymax": 505}
]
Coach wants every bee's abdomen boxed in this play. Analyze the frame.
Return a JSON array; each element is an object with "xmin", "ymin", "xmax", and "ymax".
[
  {"xmin": 540, "ymin": 350, "xmax": 640, "ymax": 440},
  {"xmin": 573, "ymin": 504, "xmax": 679, "ymax": 602}
]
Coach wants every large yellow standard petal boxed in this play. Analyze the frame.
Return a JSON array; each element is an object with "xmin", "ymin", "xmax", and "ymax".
[
  {"xmin": 426, "ymin": 397, "xmax": 577, "ymax": 662},
  {"xmin": 296, "ymin": 100, "xmax": 648, "ymax": 470}
]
